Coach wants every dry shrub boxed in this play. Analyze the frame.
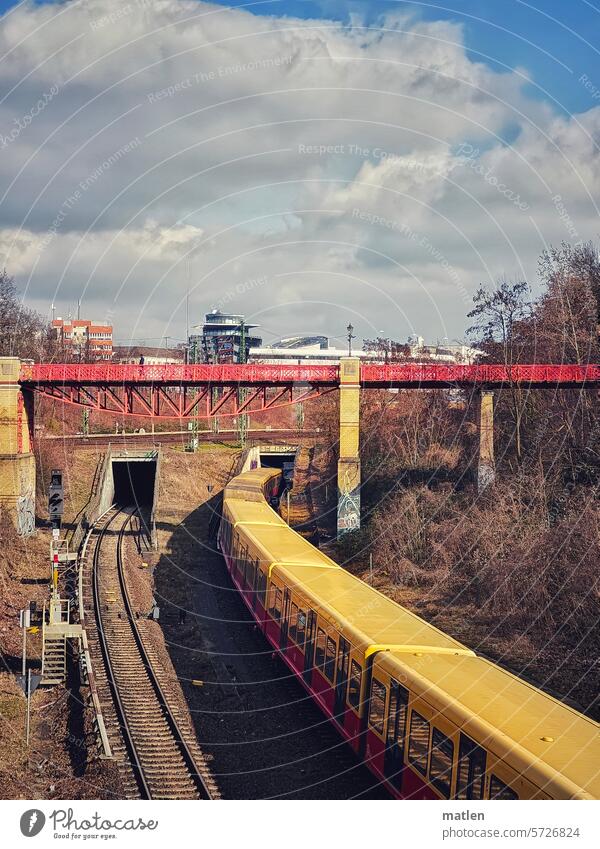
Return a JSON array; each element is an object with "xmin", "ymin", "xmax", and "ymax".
[
  {"xmin": 369, "ymin": 471, "xmax": 600, "ymax": 649},
  {"xmin": 421, "ymin": 442, "xmax": 461, "ymax": 470},
  {"xmin": 370, "ymin": 486, "xmax": 454, "ymax": 587}
]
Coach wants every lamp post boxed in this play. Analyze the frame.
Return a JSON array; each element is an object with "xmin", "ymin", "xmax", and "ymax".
[{"xmin": 347, "ymin": 323, "xmax": 355, "ymax": 357}]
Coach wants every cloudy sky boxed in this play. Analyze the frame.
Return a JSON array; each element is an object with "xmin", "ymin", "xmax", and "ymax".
[{"xmin": 0, "ymin": 0, "xmax": 599, "ymax": 347}]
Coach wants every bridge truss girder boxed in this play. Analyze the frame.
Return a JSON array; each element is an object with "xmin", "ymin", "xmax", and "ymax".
[{"xmin": 32, "ymin": 382, "xmax": 337, "ymax": 420}]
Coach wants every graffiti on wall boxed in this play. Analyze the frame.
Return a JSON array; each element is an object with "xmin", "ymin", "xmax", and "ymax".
[
  {"xmin": 17, "ymin": 491, "xmax": 35, "ymax": 536},
  {"xmin": 337, "ymin": 490, "xmax": 360, "ymax": 532}
]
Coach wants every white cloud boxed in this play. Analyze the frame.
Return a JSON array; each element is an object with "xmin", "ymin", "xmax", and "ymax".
[{"xmin": 0, "ymin": 0, "xmax": 598, "ymax": 345}]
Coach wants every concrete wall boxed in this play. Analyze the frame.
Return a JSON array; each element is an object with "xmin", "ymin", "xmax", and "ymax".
[
  {"xmin": 240, "ymin": 445, "xmax": 261, "ymax": 471},
  {"xmin": 69, "ymin": 448, "xmax": 114, "ymax": 553}
]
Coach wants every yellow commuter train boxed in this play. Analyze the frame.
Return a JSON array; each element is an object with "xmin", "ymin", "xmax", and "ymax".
[{"xmin": 217, "ymin": 466, "xmax": 600, "ymax": 800}]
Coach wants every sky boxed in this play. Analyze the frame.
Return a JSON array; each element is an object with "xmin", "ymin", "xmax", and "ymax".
[{"xmin": 0, "ymin": 1, "xmax": 598, "ymax": 347}]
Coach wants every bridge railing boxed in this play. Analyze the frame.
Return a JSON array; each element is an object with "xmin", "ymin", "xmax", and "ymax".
[
  {"xmin": 20, "ymin": 361, "xmax": 600, "ymax": 387},
  {"xmin": 361, "ymin": 363, "xmax": 600, "ymax": 385},
  {"xmin": 20, "ymin": 363, "xmax": 340, "ymax": 385}
]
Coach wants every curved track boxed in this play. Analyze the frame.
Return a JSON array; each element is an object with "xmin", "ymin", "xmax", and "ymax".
[{"xmin": 83, "ymin": 506, "xmax": 218, "ymax": 799}]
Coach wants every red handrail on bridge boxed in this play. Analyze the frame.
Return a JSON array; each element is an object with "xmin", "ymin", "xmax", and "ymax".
[
  {"xmin": 361, "ymin": 362, "xmax": 600, "ymax": 387},
  {"xmin": 20, "ymin": 363, "xmax": 340, "ymax": 386},
  {"xmin": 20, "ymin": 361, "xmax": 600, "ymax": 388}
]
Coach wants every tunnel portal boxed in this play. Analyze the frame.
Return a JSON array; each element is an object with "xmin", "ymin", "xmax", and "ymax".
[{"xmin": 112, "ymin": 458, "xmax": 156, "ymax": 507}]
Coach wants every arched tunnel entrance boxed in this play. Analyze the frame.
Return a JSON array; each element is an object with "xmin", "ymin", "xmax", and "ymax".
[
  {"xmin": 259, "ymin": 450, "xmax": 296, "ymax": 488},
  {"xmin": 112, "ymin": 458, "xmax": 156, "ymax": 507}
]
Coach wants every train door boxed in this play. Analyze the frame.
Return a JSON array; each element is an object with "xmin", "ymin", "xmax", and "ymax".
[
  {"xmin": 384, "ymin": 679, "xmax": 409, "ymax": 791},
  {"xmin": 303, "ymin": 610, "xmax": 317, "ymax": 684},
  {"xmin": 334, "ymin": 637, "xmax": 351, "ymax": 719},
  {"xmin": 280, "ymin": 589, "xmax": 291, "ymax": 650},
  {"xmin": 251, "ymin": 560, "xmax": 259, "ymax": 612},
  {"xmin": 455, "ymin": 734, "xmax": 487, "ymax": 799}
]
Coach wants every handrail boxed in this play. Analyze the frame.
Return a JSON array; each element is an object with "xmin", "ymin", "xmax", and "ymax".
[{"xmin": 77, "ymin": 505, "xmax": 116, "ymax": 759}]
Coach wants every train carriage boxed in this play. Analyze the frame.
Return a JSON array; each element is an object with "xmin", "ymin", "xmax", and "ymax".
[{"xmin": 218, "ymin": 467, "xmax": 600, "ymax": 801}]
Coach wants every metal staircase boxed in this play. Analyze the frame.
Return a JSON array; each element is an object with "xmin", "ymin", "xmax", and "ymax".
[
  {"xmin": 41, "ymin": 632, "xmax": 67, "ymax": 685},
  {"xmin": 40, "ymin": 596, "xmax": 82, "ymax": 686}
]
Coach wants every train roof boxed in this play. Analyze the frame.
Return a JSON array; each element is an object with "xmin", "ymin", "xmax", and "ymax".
[
  {"xmin": 224, "ymin": 498, "xmax": 286, "ymax": 527},
  {"xmin": 224, "ymin": 466, "xmax": 280, "ymax": 493},
  {"xmin": 376, "ymin": 649, "xmax": 600, "ymax": 800},
  {"xmin": 276, "ymin": 562, "xmax": 468, "ymax": 654},
  {"xmin": 229, "ymin": 513, "xmax": 339, "ymax": 568}
]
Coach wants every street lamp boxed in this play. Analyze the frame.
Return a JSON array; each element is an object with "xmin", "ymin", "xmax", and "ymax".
[{"xmin": 347, "ymin": 323, "xmax": 355, "ymax": 357}]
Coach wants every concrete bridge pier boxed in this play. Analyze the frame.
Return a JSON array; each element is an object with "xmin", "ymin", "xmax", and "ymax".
[
  {"xmin": 0, "ymin": 357, "xmax": 35, "ymax": 535},
  {"xmin": 478, "ymin": 389, "xmax": 495, "ymax": 493},
  {"xmin": 337, "ymin": 357, "xmax": 361, "ymax": 536}
]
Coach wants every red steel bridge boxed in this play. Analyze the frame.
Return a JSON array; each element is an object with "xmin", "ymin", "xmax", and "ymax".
[{"xmin": 18, "ymin": 362, "xmax": 600, "ymax": 420}]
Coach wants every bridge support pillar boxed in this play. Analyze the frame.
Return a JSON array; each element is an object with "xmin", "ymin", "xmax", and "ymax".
[
  {"xmin": 337, "ymin": 357, "xmax": 361, "ymax": 536},
  {"xmin": 0, "ymin": 357, "xmax": 35, "ymax": 535},
  {"xmin": 478, "ymin": 389, "xmax": 495, "ymax": 493}
]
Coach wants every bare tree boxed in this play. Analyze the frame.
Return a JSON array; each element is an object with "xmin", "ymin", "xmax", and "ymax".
[
  {"xmin": 468, "ymin": 277, "xmax": 531, "ymax": 462},
  {"xmin": 0, "ymin": 269, "xmax": 55, "ymax": 361}
]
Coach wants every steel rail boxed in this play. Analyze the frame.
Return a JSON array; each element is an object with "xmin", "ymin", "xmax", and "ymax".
[
  {"xmin": 91, "ymin": 506, "xmax": 215, "ymax": 799},
  {"xmin": 114, "ymin": 510, "xmax": 214, "ymax": 800},
  {"xmin": 91, "ymin": 507, "xmax": 152, "ymax": 798}
]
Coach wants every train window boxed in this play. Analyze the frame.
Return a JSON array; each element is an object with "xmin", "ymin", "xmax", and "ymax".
[
  {"xmin": 368, "ymin": 678, "xmax": 386, "ymax": 734},
  {"xmin": 429, "ymin": 729, "xmax": 454, "ymax": 798},
  {"xmin": 455, "ymin": 734, "xmax": 486, "ymax": 800},
  {"xmin": 296, "ymin": 610, "xmax": 306, "ymax": 648},
  {"xmin": 489, "ymin": 775, "xmax": 519, "ymax": 800},
  {"xmin": 289, "ymin": 604, "xmax": 299, "ymax": 642},
  {"xmin": 347, "ymin": 660, "xmax": 362, "ymax": 710},
  {"xmin": 246, "ymin": 558, "xmax": 256, "ymax": 589},
  {"xmin": 315, "ymin": 628, "xmax": 327, "ymax": 668},
  {"xmin": 386, "ymin": 678, "xmax": 408, "ymax": 764},
  {"xmin": 324, "ymin": 637, "xmax": 336, "ymax": 681},
  {"xmin": 408, "ymin": 711, "xmax": 430, "ymax": 775},
  {"xmin": 257, "ymin": 568, "xmax": 267, "ymax": 603},
  {"xmin": 268, "ymin": 586, "xmax": 282, "ymax": 620}
]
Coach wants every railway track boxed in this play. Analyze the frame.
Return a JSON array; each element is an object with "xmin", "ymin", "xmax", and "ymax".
[{"xmin": 81, "ymin": 505, "xmax": 218, "ymax": 799}]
